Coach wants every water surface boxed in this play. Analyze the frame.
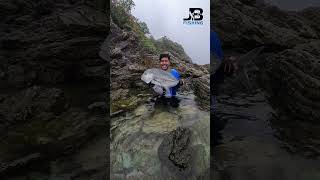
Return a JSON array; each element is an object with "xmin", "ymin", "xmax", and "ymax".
[{"xmin": 110, "ymin": 92, "xmax": 210, "ymax": 179}]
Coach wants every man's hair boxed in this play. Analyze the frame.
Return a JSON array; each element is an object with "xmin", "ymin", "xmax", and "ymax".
[{"xmin": 159, "ymin": 53, "xmax": 171, "ymax": 61}]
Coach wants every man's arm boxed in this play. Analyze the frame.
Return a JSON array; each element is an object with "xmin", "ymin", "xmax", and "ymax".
[{"xmin": 211, "ymin": 31, "xmax": 237, "ymax": 83}]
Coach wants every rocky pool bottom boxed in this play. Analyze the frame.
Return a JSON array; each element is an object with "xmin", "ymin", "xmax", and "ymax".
[
  {"xmin": 213, "ymin": 92, "xmax": 320, "ymax": 180},
  {"xmin": 110, "ymin": 92, "xmax": 210, "ymax": 180},
  {"xmin": 110, "ymin": 89, "xmax": 320, "ymax": 180}
]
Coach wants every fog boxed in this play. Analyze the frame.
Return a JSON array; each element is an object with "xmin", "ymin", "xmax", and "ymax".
[{"xmin": 131, "ymin": 0, "xmax": 210, "ymax": 65}]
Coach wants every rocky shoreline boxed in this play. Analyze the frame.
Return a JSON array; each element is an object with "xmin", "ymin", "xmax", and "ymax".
[
  {"xmin": 0, "ymin": 0, "xmax": 109, "ymax": 179},
  {"xmin": 212, "ymin": 0, "xmax": 320, "ymax": 153}
]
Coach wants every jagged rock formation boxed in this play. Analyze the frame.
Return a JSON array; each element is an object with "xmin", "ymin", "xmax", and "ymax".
[
  {"xmin": 212, "ymin": 0, "xmax": 319, "ymax": 51},
  {"xmin": 257, "ymin": 41, "xmax": 320, "ymax": 123},
  {"xmin": 0, "ymin": 0, "xmax": 109, "ymax": 179},
  {"xmin": 191, "ymin": 74, "xmax": 210, "ymax": 110}
]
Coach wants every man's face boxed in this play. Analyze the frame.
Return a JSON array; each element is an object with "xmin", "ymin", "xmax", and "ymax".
[{"xmin": 160, "ymin": 57, "xmax": 170, "ymax": 71}]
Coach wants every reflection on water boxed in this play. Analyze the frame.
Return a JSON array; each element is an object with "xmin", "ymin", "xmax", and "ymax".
[
  {"xmin": 213, "ymin": 92, "xmax": 320, "ymax": 180},
  {"xmin": 110, "ymin": 93, "xmax": 210, "ymax": 179}
]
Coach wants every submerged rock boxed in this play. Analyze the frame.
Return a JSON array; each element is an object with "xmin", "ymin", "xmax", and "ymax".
[{"xmin": 159, "ymin": 127, "xmax": 192, "ymax": 172}]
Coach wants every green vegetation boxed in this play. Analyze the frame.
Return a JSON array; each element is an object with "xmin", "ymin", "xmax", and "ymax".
[
  {"xmin": 111, "ymin": 0, "xmax": 157, "ymax": 53},
  {"xmin": 155, "ymin": 36, "xmax": 192, "ymax": 63},
  {"xmin": 111, "ymin": 0, "xmax": 135, "ymax": 28},
  {"xmin": 111, "ymin": 0, "xmax": 188, "ymax": 56},
  {"xmin": 155, "ymin": 36, "xmax": 186, "ymax": 56}
]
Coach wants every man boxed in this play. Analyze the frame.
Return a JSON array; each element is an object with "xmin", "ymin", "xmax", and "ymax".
[
  {"xmin": 211, "ymin": 31, "xmax": 237, "ymax": 145},
  {"xmin": 150, "ymin": 52, "xmax": 183, "ymax": 107}
]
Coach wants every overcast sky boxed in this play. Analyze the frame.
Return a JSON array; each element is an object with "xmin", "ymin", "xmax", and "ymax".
[{"xmin": 131, "ymin": 0, "xmax": 210, "ymax": 65}]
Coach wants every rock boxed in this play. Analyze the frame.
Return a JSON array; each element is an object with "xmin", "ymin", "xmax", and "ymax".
[
  {"xmin": 300, "ymin": 7, "xmax": 320, "ymax": 37},
  {"xmin": 110, "ymin": 110, "xmax": 124, "ymax": 117},
  {"xmin": 168, "ymin": 128, "xmax": 192, "ymax": 169},
  {"xmin": 111, "ymin": 96, "xmax": 141, "ymax": 113},
  {"xmin": 0, "ymin": 0, "xmax": 108, "ymax": 178},
  {"xmin": 111, "ymin": 89, "xmax": 129, "ymax": 101},
  {"xmin": 82, "ymin": 66, "xmax": 106, "ymax": 79},
  {"xmin": 0, "ymin": 86, "xmax": 68, "ymax": 127},
  {"xmin": 0, "ymin": 1, "xmax": 109, "ymax": 87},
  {"xmin": 121, "ymin": 31, "xmax": 129, "ymax": 40},
  {"xmin": 128, "ymin": 64, "xmax": 146, "ymax": 73},
  {"xmin": 110, "ymin": 47, "xmax": 122, "ymax": 59},
  {"xmin": 212, "ymin": 0, "xmax": 320, "ymax": 150},
  {"xmin": 191, "ymin": 75, "xmax": 210, "ymax": 110},
  {"xmin": 212, "ymin": 0, "xmax": 318, "ymax": 50},
  {"xmin": 88, "ymin": 102, "xmax": 106, "ymax": 114},
  {"xmin": 0, "ymin": 153, "xmax": 41, "ymax": 176},
  {"xmin": 158, "ymin": 127, "xmax": 192, "ymax": 177},
  {"xmin": 239, "ymin": 0, "xmax": 257, "ymax": 6},
  {"xmin": 256, "ymin": 41, "xmax": 320, "ymax": 123}
]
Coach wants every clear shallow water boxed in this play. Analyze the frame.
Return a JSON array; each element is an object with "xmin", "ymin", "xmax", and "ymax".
[
  {"xmin": 213, "ymin": 92, "xmax": 320, "ymax": 180},
  {"xmin": 110, "ymin": 93, "xmax": 210, "ymax": 179}
]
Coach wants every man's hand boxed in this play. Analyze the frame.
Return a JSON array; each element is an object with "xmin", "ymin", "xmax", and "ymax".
[
  {"xmin": 179, "ymin": 79, "xmax": 184, "ymax": 86},
  {"xmin": 148, "ymin": 82, "xmax": 154, "ymax": 88},
  {"xmin": 162, "ymin": 88, "xmax": 166, "ymax": 96},
  {"xmin": 222, "ymin": 56, "xmax": 238, "ymax": 77}
]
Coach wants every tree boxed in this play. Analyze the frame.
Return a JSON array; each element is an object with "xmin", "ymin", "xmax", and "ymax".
[
  {"xmin": 111, "ymin": 0, "xmax": 135, "ymax": 28},
  {"xmin": 138, "ymin": 21, "xmax": 150, "ymax": 34},
  {"xmin": 112, "ymin": 0, "xmax": 135, "ymax": 13}
]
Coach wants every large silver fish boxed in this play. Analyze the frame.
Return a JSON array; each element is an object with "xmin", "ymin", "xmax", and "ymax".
[{"xmin": 141, "ymin": 68, "xmax": 179, "ymax": 92}]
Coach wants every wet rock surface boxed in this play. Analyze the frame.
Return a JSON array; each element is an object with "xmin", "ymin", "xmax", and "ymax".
[
  {"xmin": 212, "ymin": 0, "xmax": 320, "ymax": 155},
  {"xmin": 0, "ymin": 0, "xmax": 109, "ymax": 179},
  {"xmin": 158, "ymin": 127, "xmax": 192, "ymax": 174},
  {"xmin": 212, "ymin": 0, "xmax": 319, "ymax": 51},
  {"xmin": 110, "ymin": 93, "xmax": 210, "ymax": 179},
  {"xmin": 212, "ymin": 1, "xmax": 320, "ymax": 179},
  {"xmin": 191, "ymin": 75, "xmax": 210, "ymax": 110}
]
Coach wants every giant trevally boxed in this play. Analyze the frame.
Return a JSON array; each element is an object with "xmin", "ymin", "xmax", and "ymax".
[{"xmin": 141, "ymin": 68, "xmax": 179, "ymax": 93}]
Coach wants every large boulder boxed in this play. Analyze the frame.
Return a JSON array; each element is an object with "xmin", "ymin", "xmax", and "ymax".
[
  {"xmin": 211, "ymin": 0, "xmax": 319, "ymax": 51},
  {"xmin": 256, "ymin": 41, "xmax": 320, "ymax": 123}
]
